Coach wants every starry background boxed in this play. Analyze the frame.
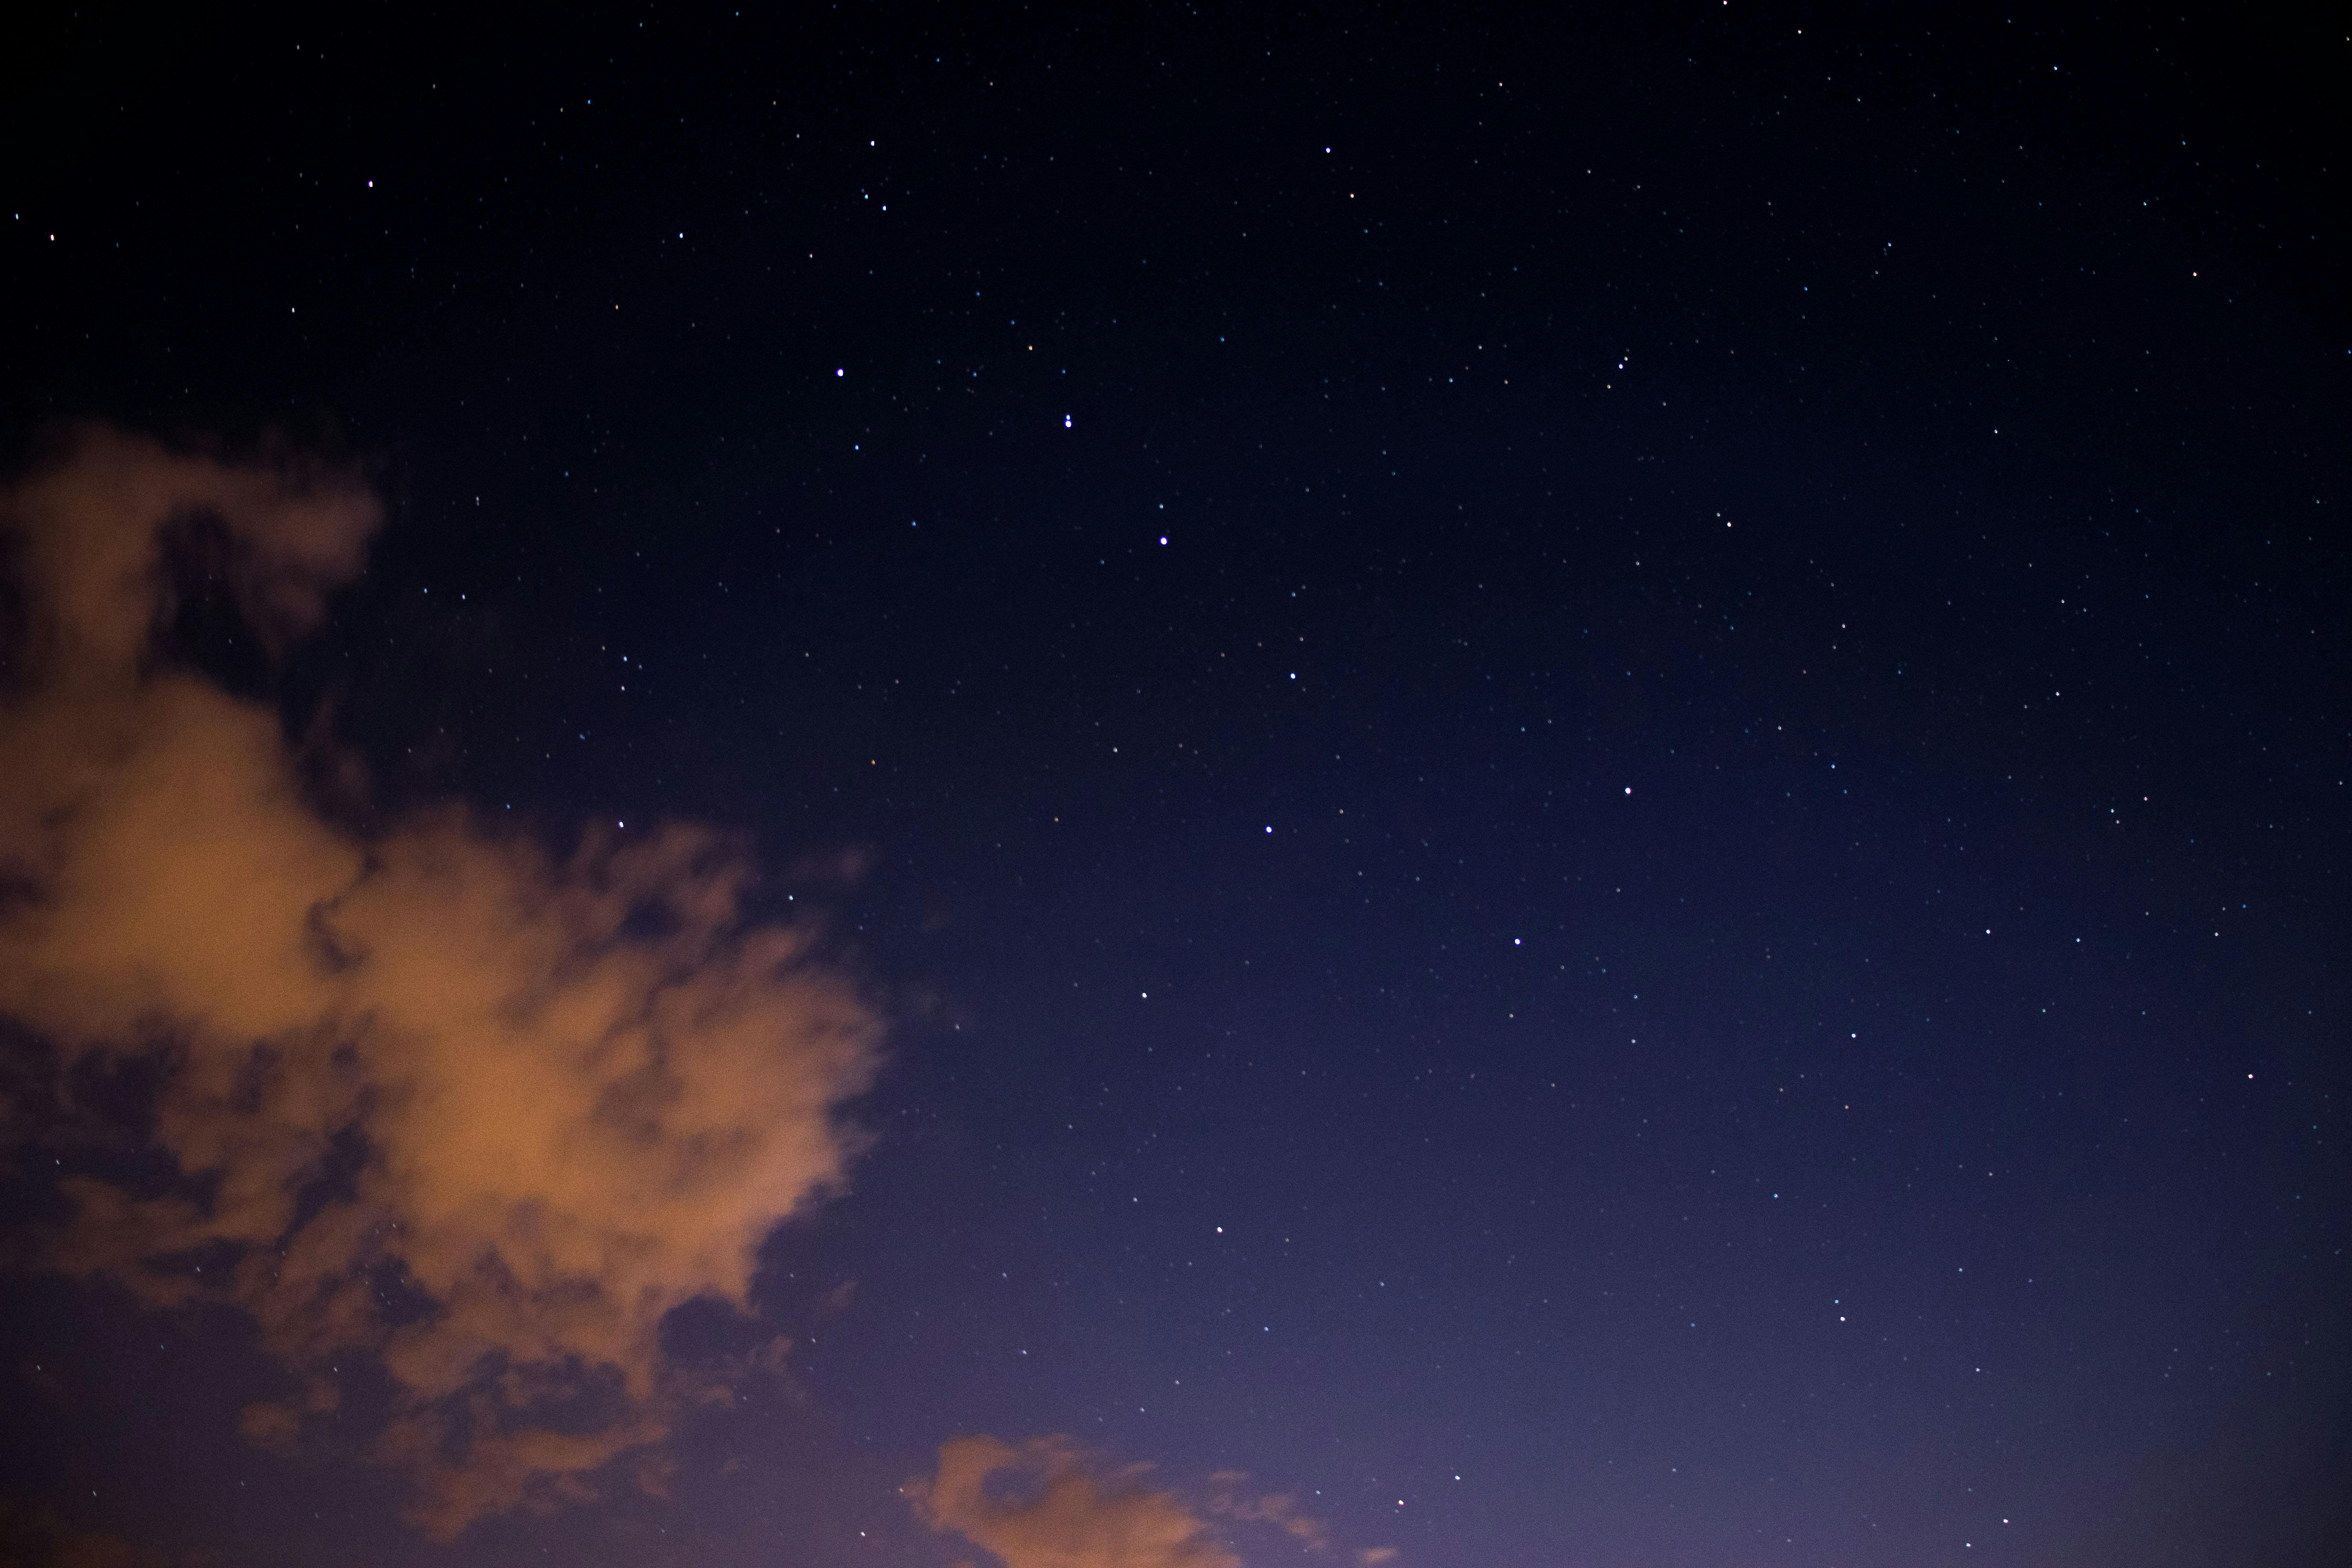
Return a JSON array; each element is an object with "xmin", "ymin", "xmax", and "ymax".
[{"xmin": 2, "ymin": 3, "xmax": 2348, "ymax": 1566}]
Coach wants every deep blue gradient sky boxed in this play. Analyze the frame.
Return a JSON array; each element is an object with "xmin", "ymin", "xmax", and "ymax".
[{"xmin": 3, "ymin": 4, "xmax": 2345, "ymax": 1566}]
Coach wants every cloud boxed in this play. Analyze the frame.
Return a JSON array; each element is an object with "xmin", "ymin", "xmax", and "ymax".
[
  {"xmin": 1204, "ymin": 1472, "xmax": 1328, "ymax": 1551},
  {"xmin": 906, "ymin": 1436, "xmax": 1239, "ymax": 1568},
  {"xmin": 0, "ymin": 1498, "xmax": 179, "ymax": 1567},
  {"xmin": 0, "ymin": 426, "xmax": 884, "ymax": 1539}
]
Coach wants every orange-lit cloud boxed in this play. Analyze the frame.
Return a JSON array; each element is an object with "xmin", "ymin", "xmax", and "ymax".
[
  {"xmin": 0, "ymin": 426, "xmax": 883, "ymax": 1539},
  {"xmin": 907, "ymin": 1436, "xmax": 1240, "ymax": 1568},
  {"xmin": 905, "ymin": 1439, "xmax": 1368, "ymax": 1568}
]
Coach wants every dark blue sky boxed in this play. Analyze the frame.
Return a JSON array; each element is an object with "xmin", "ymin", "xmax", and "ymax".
[{"xmin": 2, "ymin": 4, "xmax": 2345, "ymax": 1566}]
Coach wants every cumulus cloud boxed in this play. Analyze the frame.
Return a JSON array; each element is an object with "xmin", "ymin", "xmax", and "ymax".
[
  {"xmin": 907, "ymin": 1437, "xmax": 1240, "ymax": 1568},
  {"xmin": 0, "ymin": 426, "xmax": 883, "ymax": 1539}
]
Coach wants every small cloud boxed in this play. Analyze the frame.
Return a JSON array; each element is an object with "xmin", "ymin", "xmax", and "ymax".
[
  {"xmin": 634, "ymin": 1453, "xmax": 681, "ymax": 1501},
  {"xmin": 236, "ymin": 1401, "xmax": 303, "ymax": 1451},
  {"xmin": 1358, "ymin": 1550, "xmax": 1398, "ymax": 1566},
  {"xmin": 906, "ymin": 1436, "xmax": 1238, "ymax": 1568},
  {"xmin": 1205, "ymin": 1473, "xmax": 1329, "ymax": 1550}
]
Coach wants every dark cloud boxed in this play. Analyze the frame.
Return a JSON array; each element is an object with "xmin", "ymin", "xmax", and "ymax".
[{"xmin": 0, "ymin": 1498, "xmax": 181, "ymax": 1568}]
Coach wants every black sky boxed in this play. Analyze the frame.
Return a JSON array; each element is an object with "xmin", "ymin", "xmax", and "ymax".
[{"xmin": 3, "ymin": 4, "xmax": 2347, "ymax": 1566}]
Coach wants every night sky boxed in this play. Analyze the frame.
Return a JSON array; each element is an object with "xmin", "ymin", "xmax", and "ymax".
[{"xmin": 2, "ymin": 5, "xmax": 2347, "ymax": 1566}]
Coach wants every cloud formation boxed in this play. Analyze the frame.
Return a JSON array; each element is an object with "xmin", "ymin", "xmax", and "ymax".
[
  {"xmin": 907, "ymin": 1436, "xmax": 1241, "ymax": 1568},
  {"xmin": 0, "ymin": 427, "xmax": 883, "ymax": 1539}
]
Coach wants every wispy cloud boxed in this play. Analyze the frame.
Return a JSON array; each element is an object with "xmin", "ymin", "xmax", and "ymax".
[{"xmin": 1205, "ymin": 1470, "xmax": 1329, "ymax": 1550}]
